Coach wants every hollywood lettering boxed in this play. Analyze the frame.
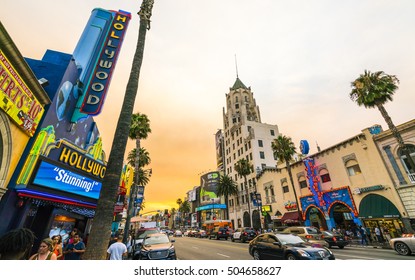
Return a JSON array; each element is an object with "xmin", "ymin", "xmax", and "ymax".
[
  {"xmin": 59, "ymin": 147, "xmax": 106, "ymax": 179},
  {"xmin": 80, "ymin": 11, "xmax": 131, "ymax": 115}
]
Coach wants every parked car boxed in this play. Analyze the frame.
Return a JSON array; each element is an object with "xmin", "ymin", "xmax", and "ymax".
[
  {"xmin": 321, "ymin": 230, "xmax": 349, "ymax": 249},
  {"xmin": 133, "ymin": 233, "xmax": 176, "ymax": 260},
  {"xmin": 249, "ymin": 233, "xmax": 335, "ymax": 260},
  {"xmin": 231, "ymin": 227, "xmax": 257, "ymax": 243},
  {"xmin": 282, "ymin": 226, "xmax": 329, "ymax": 247},
  {"xmin": 389, "ymin": 233, "xmax": 415, "ymax": 256},
  {"xmin": 194, "ymin": 229, "xmax": 208, "ymax": 238},
  {"xmin": 209, "ymin": 227, "xmax": 230, "ymax": 240},
  {"xmin": 174, "ymin": 230, "xmax": 183, "ymax": 237}
]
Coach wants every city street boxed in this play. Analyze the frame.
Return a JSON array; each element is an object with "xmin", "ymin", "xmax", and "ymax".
[{"xmin": 171, "ymin": 236, "xmax": 415, "ymax": 260}]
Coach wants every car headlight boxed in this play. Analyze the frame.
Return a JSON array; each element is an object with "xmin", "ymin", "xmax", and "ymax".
[
  {"xmin": 296, "ymin": 249, "xmax": 311, "ymax": 257},
  {"xmin": 168, "ymin": 246, "xmax": 175, "ymax": 254}
]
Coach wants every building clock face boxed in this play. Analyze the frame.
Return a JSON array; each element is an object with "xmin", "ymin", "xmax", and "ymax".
[{"xmin": 300, "ymin": 140, "xmax": 309, "ymax": 155}]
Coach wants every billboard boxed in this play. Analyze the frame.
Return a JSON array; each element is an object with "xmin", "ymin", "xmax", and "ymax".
[
  {"xmin": 0, "ymin": 50, "xmax": 45, "ymax": 136},
  {"xmin": 32, "ymin": 160, "xmax": 102, "ymax": 200},
  {"xmin": 199, "ymin": 171, "xmax": 221, "ymax": 205}
]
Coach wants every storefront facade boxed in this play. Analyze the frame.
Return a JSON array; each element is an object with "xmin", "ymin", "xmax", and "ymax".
[
  {"xmin": 0, "ymin": 22, "xmax": 50, "ymax": 199},
  {"xmin": 0, "ymin": 9, "xmax": 131, "ymax": 244},
  {"xmin": 256, "ymin": 124, "xmax": 409, "ymax": 234}
]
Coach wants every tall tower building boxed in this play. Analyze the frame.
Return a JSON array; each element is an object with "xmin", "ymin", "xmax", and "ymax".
[{"xmin": 222, "ymin": 77, "xmax": 279, "ymax": 229}]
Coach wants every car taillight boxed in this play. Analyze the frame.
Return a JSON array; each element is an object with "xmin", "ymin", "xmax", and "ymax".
[
  {"xmin": 305, "ymin": 235, "xmax": 313, "ymax": 239},
  {"xmin": 243, "ymin": 232, "xmax": 248, "ymax": 236},
  {"xmin": 333, "ymin": 237, "xmax": 337, "ymax": 241}
]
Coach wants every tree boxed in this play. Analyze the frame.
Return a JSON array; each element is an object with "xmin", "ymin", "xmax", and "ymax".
[
  {"xmin": 83, "ymin": 1, "xmax": 154, "ymax": 260},
  {"xmin": 170, "ymin": 208, "xmax": 177, "ymax": 229},
  {"xmin": 234, "ymin": 158, "xmax": 253, "ymax": 227},
  {"xmin": 127, "ymin": 147, "xmax": 150, "ymax": 167},
  {"xmin": 216, "ymin": 174, "xmax": 238, "ymax": 220},
  {"xmin": 176, "ymin": 198, "xmax": 183, "ymax": 226},
  {"xmin": 350, "ymin": 70, "xmax": 415, "ymax": 174},
  {"xmin": 271, "ymin": 135, "xmax": 302, "ymax": 224},
  {"xmin": 179, "ymin": 201, "xmax": 191, "ymax": 227},
  {"xmin": 124, "ymin": 113, "xmax": 151, "ymax": 243}
]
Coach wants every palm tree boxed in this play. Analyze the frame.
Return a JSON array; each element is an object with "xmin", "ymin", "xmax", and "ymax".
[
  {"xmin": 350, "ymin": 70, "xmax": 415, "ymax": 174},
  {"xmin": 271, "ymin": 135, "xmax": 302, "ymax": 224},
  {"xmin": 234, "ymin": 158, "xmax": 253, "ymax": 227},
  {"xmin": 176, "ymin": 198, "xmax": 183, "ymax": 227},
  {"xmin": 124, "ymin": 113, "xmax": 151, "ymax": 243},
  {"xmin": 216, "ymin": 174, "xmax": 238, "ymax": 220},
  {"xmin": 127, "ymin": 147, "xmax": 150, "ymax": 167},
  {"xmin": 83, "ymin": 2, "xmax": 155, "ymax": 259},
  {"xmin": 179, "ymin": 200, "xmax": 191, "ymax": 227},
  {"xmin": 170, "ymin": 208, "xmax": 177, "ymax": 229}
]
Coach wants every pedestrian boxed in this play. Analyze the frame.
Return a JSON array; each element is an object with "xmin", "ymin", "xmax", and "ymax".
[
  {"xmin": 0, "ymin": 228, "xmax": 36, "ymax": 260},
  {"xmin": 63, "ymin": 233, "xmax": 85, "ymax": 260},
  {"xmin": 358, "ymin": 226, "xmax": 368, "ymax": 246},
  {"xmin": 51, "ymin": 235, "xmax": 63, "ymax": 259},
  {"xmin": 107, "ymin": 234, "xmax": 128, "ymax": 260},
  {"xmin": 29, "ymin": 238, "xmax": 57, "ymax": 260},
  {"xmin": 365, "ymin": 227, "xmax": 372, "ymax": 243},
  {"xmin": 374, "ymin": 226, "xmax": 384, "ymax": 244}
]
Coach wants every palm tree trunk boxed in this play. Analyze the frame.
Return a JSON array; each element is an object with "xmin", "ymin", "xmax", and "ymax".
[
  {"xmin": 83, "ymin": 4, "xmax": 153, "ymax": 260},
  {"xmin": 244, "ymin": 176, "xmax": 252, "ymax": 227},
  {"xmin": 287, "ymin": 164, "xmax": 302, "ymax": 225},
  {"xmin": 123, "ymin": 138, "xmax": 141, "ymax": 243},
  {"xmin": 224, "ymin": 194, "xmax": 229, "ymax": 220},
  {"xmin": 377, "ymin": 104, "xmax": 415, "ymax": 173}
]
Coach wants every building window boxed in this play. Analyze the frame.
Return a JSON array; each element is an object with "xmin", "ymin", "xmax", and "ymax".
[
  {"xmin": 270, "ymin": 186, "xmax": 275, "ymax": 196},
  {"xmin": 235, "ymin": 103, "xmax": 239, "ymax": 109},
  {"xmin": 260, "ymin": 151, "xmax": 265, "ymax": 159},
  {"xmin": 320, "ymin": 173, "xmax": 331, "ymax": 183},
  {"xmin": 258, "ymin": 140, "xmax": 263, "ymax": 147},
  {"xmin": 270, "ymin": 129, "xmax": 275, "ymax": 136},
  {"xmin": 346, "ymin": 160, "xmax": 361, "ymax": 176},
  {"xmin": 299, "ymin": 180, "xmax": 307, "ymax": 189},
  {"xmin": 398, "ymin": 144, "xmax": 415, "ymax": 173},
  {"xmin": 282, "ymin": 185, "xmax": 289, "ymax": 193}
]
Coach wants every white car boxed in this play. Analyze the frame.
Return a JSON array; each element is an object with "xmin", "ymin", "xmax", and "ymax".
[
  {"xmin": 389, "ymin": 234, "xmax": 415, "ymax": 256},
  {"xmin": 174, "ymin": 230, "xmax": 183, "ymax": 237}
]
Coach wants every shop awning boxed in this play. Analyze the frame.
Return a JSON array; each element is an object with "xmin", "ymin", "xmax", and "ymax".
[
  {"xmin": 281, "ymin": 211, "xmax": 300, "ymax": 223},
  {"xmin": 358, "ymin": 194, "xmax": 400, "ymax": 218}
]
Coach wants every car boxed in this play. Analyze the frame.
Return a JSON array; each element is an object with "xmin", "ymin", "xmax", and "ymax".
[
  {"xmin": 194, "ymin": 229, "xmax": 208, "ymax": 238},
  {"xmin": 188, "ymin": 230, "xmax": 198, "ymax": 237},
  {"xmin": 321, "ymin": 230, "xmax": 349, "ymax": 249},
  {"xmin": 174, "ymin": 230, "xmax": 183, "ymax": 237},
  {"xmin": 209, "ymin": 227, "xmax": 230, "ymax": 240},
  {"xmin": 389, "ymin": 233, "xmax": 415, "ymax": 256},
  {"xmin": 249, "ymin": 233, "xmax": 335, "ymax": 260},
  {"xmin": 133, "ymin": 233, "xmax": 177, "ymax": 260},
  {"xmin": 231, "ymin": 227, "xmax": 257, "ymax": 243},
  {"xmin": 282, "ymin": 226, "xmax": 329, "ymax": 247}
]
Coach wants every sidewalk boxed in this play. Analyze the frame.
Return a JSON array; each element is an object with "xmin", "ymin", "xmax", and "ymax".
[{"xmin": 347, "ymin": 238, "xmax": 392, "ymax": 249}]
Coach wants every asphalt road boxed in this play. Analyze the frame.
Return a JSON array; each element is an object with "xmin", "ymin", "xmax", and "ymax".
[{"xmin": 172, "ymin": 236, "xmax": 415, "ymax": 260}]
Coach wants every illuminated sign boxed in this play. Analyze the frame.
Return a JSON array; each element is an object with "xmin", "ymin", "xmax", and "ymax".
[
  {"xmin": 80, "ymin": 11, "xmax": 131, "ymax": 115},
  {"xmin": 284, "ymin": 200, "xmax": 298, "ymax": 210},
  {"xmin": 58, "ymin": 145, "xmax": 106, "ymax": 179},
  {"xmin": 33, "ymin": 160, "xmax": 102, "ymax": 200},
  {"xmin": 354, "ymin": 185, "xmax": 384, "ymax": 195},
  {"xmin": 0, "ymin": 50, "xmax": 44, "ymax": 136}
]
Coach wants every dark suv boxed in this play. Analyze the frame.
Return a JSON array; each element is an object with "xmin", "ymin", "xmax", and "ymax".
[
  {"xmin": 209, "ymin": 227, "xmax": 230, "ymax": 240},
  {"xmin": 231, "ymin": 227, "xmax": 257, "ymax": 243}
]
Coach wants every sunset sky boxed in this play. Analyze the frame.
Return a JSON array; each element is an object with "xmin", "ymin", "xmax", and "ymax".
[{"xmin": 2, "ymin": 0, "xmax": 415, "ymax": 214}]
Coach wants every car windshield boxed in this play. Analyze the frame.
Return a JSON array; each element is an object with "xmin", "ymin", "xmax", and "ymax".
[
  {"xmin": 276, "ymin": 234, "xmax": 306, "ymax": 245},
  {"xmin": 306, "ymin": 227, "xmax": 322, "ymax": 234},
  {"xmin": 138, "ymin": 229, "xmax": 158, "ymax": 239},
  {"xmin": 144, "ymin": 234, "xmax": 170, "ymax": 245}
]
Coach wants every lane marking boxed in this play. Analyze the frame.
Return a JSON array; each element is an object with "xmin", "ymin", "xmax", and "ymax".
[{"xmin": 217, "ymin": 253, "xmax": 230, "ymax": 258}]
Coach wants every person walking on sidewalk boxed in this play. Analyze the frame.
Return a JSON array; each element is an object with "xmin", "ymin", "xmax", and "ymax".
[
  {"xmin": 107, "ymin": 234, "xmax": 127, "ymax": 260},
  {"xmin": 374, "ymin": 226, "xmax": 384, "ymax": 244},
  {"xmin": 359, "ymin": 226, "xmax": 368, "ymax": 246}
]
